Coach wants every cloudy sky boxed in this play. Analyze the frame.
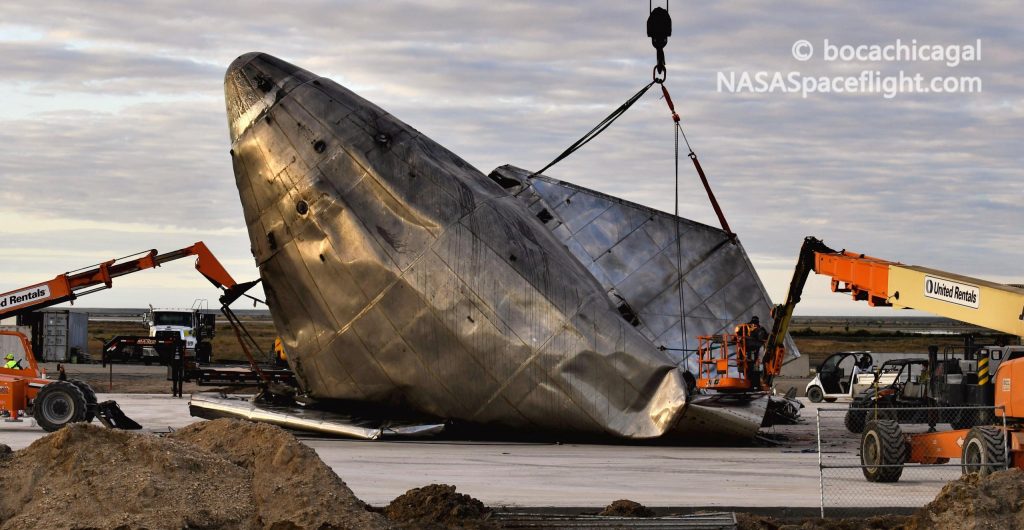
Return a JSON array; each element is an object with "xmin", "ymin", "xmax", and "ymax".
[{"xmin": 0, "ymin": 1, "xmax": 1019, "ymax": 315}]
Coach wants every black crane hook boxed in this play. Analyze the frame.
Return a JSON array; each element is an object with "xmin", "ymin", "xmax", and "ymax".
[{"xmin": 647, "ymin": 2, "xmax": 672, "ymax": 82}]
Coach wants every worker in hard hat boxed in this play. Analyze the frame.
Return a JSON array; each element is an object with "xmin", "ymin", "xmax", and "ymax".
[
  {"xmin": 737, "ymin": 316, "xmax": 768, "ymax": 386},
  {"xmin": 4, "ymin": 353, "xmax": 21, "ymax": 369},
  {"xmin": 745, "ymin": 316, "xmax": 768, "ymax": 349}
]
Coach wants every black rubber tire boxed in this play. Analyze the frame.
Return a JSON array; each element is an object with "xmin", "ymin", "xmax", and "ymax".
[
  {"xmin": 861, "ymin": 419, "xmax": 908, "ymax": 482},
  {"xmin": 845, "ymin": 408, "xmax": 867, "ymax": 434},
  {"xmin": 32, "ymin": 381, "xmax": 88, "ymax": 432},
  {"xmin": 807, "ymin": 386, "xmax": 824, "ymax": 403},
  {"xmin": 961, "ymin": 426, "xmax": 1006, "ymax": 477},
  {"xmin": 69, "ymin": 379, "xmax": 97, "ymax": 423}
]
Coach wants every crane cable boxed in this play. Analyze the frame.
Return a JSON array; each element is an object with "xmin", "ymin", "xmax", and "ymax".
[
  {"xmin": 529, "ymin": 81, "xmax": 655, "ymax": 178},
  {"xmin": 659, "ymin": 82, "xmax": 739, "ymax": 367},
  {"xmin": 530, "ymin": 3, "xmax": 743, "ymax": 370},
  {"xmin": 672, "ymin": 95, "xmax": 690, "ymax": 364},
  {"xmin": 530, "ymin": 2, "xmax": 674, "ymax": 178},
  {"xmin": 658, "ymin": 82, "xmax": 691, "ymax": 364},
  {"xmin": 649, "ymin": 1, "xmax": 700, "ymax": 365}
]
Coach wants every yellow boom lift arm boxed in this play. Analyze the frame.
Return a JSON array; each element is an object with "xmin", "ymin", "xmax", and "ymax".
[{"xmin": 815, "ymin": 243, "xmax": 1024, "ymax": 337}]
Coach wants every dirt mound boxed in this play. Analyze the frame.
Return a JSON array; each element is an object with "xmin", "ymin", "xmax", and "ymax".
[
  {"xmin": 908, "ymin": 469, "xmax": 1024, "ymax": 530},
  {"xmin": 0, "ymin": 423, "xmax": 254, "ymax": 529},
  {"xmin": 385, "ymin": 483, "xmax": 492, "ymax": 528},
  {"xmin": 0, "ymin": 420, "xmax": 389, "ymax": 530},
  {"xmin": 598, "ymin": 499, "xmax": 655, "ymax": 517},
  {"xmin": 738, "ymin": 470, "xmax": 1024, "ymax": 529},
  {"xmin": 171, "ymin": 419, "xmax": 388, "ymax": 529}
]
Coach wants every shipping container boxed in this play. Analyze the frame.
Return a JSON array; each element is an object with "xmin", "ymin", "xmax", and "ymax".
[{"xmin": 16, "ymin": 309, "xmax": 90, "ymax": 362}]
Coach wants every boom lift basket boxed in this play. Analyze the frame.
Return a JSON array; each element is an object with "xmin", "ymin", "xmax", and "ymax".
[{"xmin": 696, "ymin": 334, "xmax": 756, "ymax": 391}]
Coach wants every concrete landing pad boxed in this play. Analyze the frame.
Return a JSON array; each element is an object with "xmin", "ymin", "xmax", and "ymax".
[{"xmin": 0, "ymin": 395, "xmax": 944, "ymax": 509}]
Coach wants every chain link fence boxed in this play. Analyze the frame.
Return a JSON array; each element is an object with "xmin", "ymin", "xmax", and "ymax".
[{"xmin": 815, "ymin": 405, "xmax": 1007, "ymax": 518}]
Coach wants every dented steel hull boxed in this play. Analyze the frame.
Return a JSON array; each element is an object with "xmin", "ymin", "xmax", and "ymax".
[
  {"xmin": 489, "ymin": 165, "xmax": 798, "ymax": 372},
  {"xmin": 224, "ymin": 52, "xmax": 791, "ymax": 441}
]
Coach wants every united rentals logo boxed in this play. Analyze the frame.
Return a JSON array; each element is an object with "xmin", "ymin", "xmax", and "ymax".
[
  {"xmin": 924, "ymin": 275, "xmax": 979, "ymax": 309},
  {"xmin": 0, "ymin": 285, "xmax": 52, "ymax": 310}
]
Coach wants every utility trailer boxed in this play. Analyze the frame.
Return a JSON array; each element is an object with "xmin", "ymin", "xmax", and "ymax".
[
  {"xmin": 102, "ymin": 335, "xmax": 178, "ymax": 365},
  {"xmin": 186, "ymin": 363, "xmax": 294, "ymax": 386},
  {"xmin": 101, "ymin": 305, "xmax": 219, "ymax": 366},
  {"xmin": 103, "ymin": 335, "xmax": 294, "ymax": 387}
]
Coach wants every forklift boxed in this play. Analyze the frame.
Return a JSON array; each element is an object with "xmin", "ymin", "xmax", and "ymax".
[{"xmin": 0, "ymin": 330, "xmax": 138, "ymax": 431}]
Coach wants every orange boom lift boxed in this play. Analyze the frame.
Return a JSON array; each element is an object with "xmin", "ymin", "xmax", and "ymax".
[
  {"xmin": 696, "ymin": 237, "xmax": 836, "ymax": 392},
  {"xmin": 0, "ymin": 242, "xmax": 265, "ymax": 431}
]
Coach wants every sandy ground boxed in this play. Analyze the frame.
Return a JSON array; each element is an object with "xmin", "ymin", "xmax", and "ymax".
[{"xmin": 0, "ymin": 393, "xmax": 959, "ymax": 511}]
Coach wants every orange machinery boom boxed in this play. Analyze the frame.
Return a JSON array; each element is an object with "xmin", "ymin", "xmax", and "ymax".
[
  {"xmin": 813, "ymin": 240, "xmax": 1024, "ymax": 337},
  {"xmin": 814, "ymin": 249, "xmax": 894, "ymax": 307},
  {"xmin": 0, "ymin": 242, "xmax": 239, "ymax": 321}
]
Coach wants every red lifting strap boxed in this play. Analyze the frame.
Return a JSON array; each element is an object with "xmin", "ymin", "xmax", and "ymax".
[
  {"xmin": 661, "ymin": 83, "xmax": 735, "ymax": 239},
  {"xmin": 660, "ymin": 84, "xmax": 680, "ymax": 123},
  {"xmin": 691, "ymin": 153, "xmax": 734, "ymax": 238}
]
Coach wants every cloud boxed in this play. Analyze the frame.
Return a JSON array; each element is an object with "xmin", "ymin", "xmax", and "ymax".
[
  {"xmin": 0, "ymin": 103, "xmax": 238, "ymax": 228},
  {"xmin": 0, "ymin": 41, "xmax": 219, "ymax": 95},
  {"xmin": 0, "ymin": 1, "xmax": 1020, "ymax": 313}
]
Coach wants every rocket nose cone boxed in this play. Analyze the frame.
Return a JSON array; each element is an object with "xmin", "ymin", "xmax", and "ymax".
[{"xmin": 224, "ymin": 52, "xmax": 316, "ymax": 143}]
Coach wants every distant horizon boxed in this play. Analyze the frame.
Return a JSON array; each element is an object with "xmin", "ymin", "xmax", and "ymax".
[{"xmin": 17, "ymin": 305, "xmax": 970, "ymax": 321}]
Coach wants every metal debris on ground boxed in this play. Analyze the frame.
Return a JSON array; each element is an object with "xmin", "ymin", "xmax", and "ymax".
[{"xmin": 188, "ymin": 393, "xmax": 445, "ymax": 439}]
